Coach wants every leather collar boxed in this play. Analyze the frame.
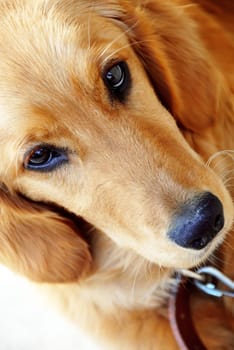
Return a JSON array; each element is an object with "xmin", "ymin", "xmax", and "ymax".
[{"xmin": 169, "ymin": 276, "xmax": 207, "ymax": 350}]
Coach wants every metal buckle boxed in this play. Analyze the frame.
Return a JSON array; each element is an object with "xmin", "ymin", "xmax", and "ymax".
[{"xmin": 180, "ymin": 266, "xmax": 234, "ymax": 298}]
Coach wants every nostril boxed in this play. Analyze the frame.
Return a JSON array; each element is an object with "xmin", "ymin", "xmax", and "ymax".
[
  {"xmin": 190, "ymin": 235, "xmax": 210, "ymax": 250},
  {"xmin": 168, "ymin": 192, "xmax": 224, "ymax": 250},
  {"xmin": 214, "ymin": 214, "xmax": 224, "ymax": 233}
]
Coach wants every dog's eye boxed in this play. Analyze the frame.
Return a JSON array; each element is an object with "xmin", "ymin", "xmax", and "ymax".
[
  {"xmin": 24, "ymin": 145, "xmax": 68, "ymax": 172},
  {"xmin": 103, "ymin": 61, "xmax": 131, "ymax": 102}
]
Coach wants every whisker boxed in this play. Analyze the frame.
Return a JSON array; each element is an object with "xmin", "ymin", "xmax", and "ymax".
[
  {"xmin": 98, "ymin": 19, "xmax": 139, "ymax": 60},
  {"xmin": 223, "ymin": 176, "xmax": 234, "ymax": 187},
  {"xmin": 223, "ymin": 239, "xmax": 234, "ymax": 251},
  {"xmin": 177, "ymin": 3, "xmax": 198, "ymax": 9},
  {"xmin": 100, "ymin": 39, "xmax": 155, "ymax": 66},
  {"xmin": 130, "ymin": 267, "xmax": 139, "ymax": 301},
  {"xmin": 206, "ymin": 150, "xmax": 234, "ymax": 167},
  {"xmin": 145, "ymin": 261, "xmax": 153, "ymax": 280}
]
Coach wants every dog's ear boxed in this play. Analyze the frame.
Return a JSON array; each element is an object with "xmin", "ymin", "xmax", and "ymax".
[
  {"xmin": 101, "ymin": 1, "xmax": 219, "ymax": 132},
  {"xmin": 0, "ymin": 187, "xmax": 92, "ymax": 283}
]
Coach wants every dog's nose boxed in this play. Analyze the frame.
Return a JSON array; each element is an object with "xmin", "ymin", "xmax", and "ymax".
[{"xmin": 168, "ymin": 192, "xmax": 224, "ymax": 250}]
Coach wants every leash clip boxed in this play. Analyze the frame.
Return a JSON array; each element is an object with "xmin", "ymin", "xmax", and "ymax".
[{"xmin": 193, "ymin": 266, "xmax": 234, "ymax": 298}]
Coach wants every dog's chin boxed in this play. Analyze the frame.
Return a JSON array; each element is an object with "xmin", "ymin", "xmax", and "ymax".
[
  {"xmin": 168, "ymin": 234, "xmax": 225, "ymax": 270},
  {"xmin": 136, "ymin": 232, "xmax": 226, "ymax": 271},
  {"xmin": 175, "ymin": 247, "xmax": 214, "ymax": 270},
  {"xmin": 193, "ymin": 235, "xmax": 225, "ymax": 267}
]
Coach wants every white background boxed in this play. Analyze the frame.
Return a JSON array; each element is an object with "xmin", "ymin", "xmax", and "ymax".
[{"xmin": 0, "ymin": 265, "xmax": 98, "ymax": 350}]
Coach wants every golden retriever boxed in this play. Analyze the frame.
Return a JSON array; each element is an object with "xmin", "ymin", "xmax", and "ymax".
[{"xmin": 0, "ymin": 0, "xmax": 233, "ymax": 349}]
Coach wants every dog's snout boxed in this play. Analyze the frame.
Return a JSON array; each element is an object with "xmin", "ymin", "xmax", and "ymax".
[{"xmin": 168, "ymin": 192, "xmax": 224, "ymax": 250}]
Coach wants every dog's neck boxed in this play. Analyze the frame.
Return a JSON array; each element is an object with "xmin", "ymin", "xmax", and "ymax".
[
  {"xmin": 88, "ymin": 232, "xmax": 175, "ymax": 311},
  {"xmin": 40, "ymin": 231, "xmax": 175, "ymax": 343}
]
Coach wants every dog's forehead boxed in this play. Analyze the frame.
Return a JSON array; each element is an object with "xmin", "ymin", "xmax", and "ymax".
[{"xmin": 0, "ymin": 1, "xmax": 128, "ymax": 115}]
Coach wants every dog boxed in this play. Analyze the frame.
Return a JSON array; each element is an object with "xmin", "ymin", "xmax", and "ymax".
[{"xmin": 0, "ymin": 0, "xmax": 233, "ymax": 349}]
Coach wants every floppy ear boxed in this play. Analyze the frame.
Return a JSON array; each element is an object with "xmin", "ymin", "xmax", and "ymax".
[
  {"xmin": 102, "ymin": 1, "xmax": 220, "ymax": 131},
  {"xmin": 0, "ymin": 187, "xmax": 92, "ymax": 283}
]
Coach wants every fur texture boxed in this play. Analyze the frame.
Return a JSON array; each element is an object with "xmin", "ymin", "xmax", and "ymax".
[{"xmin": 0, "ymin": 1, "xmax": 233, "ymax": 349}]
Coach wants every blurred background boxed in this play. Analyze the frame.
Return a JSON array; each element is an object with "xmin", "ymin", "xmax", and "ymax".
[{"xmin": 0, "ymin": 265, "xmax": 98, "ymax": 350}]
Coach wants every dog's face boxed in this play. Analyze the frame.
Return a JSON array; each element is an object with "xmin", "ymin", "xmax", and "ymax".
[{"xmin": 0, "ymin": 1, "xmax": 233, "ymax": 283}]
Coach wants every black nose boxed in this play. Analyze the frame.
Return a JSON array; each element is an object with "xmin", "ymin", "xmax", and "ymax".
[{"xmin": 168, "ymin": 192, "xmax": 224, "ymax": 250}]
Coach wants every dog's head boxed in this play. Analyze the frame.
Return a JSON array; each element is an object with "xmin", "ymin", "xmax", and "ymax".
[{"xmin": 0, "ymin": 0, "xmax": 233, "ymax": 283}]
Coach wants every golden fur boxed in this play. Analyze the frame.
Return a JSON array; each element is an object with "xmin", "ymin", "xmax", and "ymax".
[{"xmin": 0, "ymin": 0, "xmax": 234, "ymax": 348}]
